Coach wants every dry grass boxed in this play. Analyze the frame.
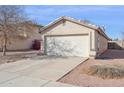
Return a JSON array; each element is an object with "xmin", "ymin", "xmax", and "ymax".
[{"xmin": 85, "ymin": 64, "xmax": 124, "ymax": 79}]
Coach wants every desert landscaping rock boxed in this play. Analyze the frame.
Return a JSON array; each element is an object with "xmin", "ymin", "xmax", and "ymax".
[{"xmin": 59, "ymin": 50, "xmax": 124, "ymax": 87}]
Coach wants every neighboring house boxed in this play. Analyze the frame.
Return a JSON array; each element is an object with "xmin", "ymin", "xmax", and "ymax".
[
  {"xmin": 0, "ymin": 22, "xmax": 43, "ymax": 51},
  {"xmin": 108, "ymin": 40, "xmax": 124, "ymax": 50},
  {"xmin": 40, "ymin": 16, "xmax": 110, "ymax": 58}
]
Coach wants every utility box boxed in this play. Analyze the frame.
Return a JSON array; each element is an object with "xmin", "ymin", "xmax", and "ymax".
[{"xmin": 32, "ymin": 39, "xmax": 41, "ymax": 50}]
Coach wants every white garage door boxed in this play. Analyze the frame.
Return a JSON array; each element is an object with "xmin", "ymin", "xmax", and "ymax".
[{"xmin": 45, "ymin": 35, "xmax": 89, "ymax": 57}]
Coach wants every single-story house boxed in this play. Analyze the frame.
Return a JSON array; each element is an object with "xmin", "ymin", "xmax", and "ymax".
[
  {"xmin": 0, "ymin": 21, "xmax": 43, "ymax": 51},
  {"xmin": 40, "ymin": 16, "xmax": 110, "ymax": 58}
]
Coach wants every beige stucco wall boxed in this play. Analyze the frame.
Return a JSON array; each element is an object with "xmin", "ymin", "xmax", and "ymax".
[
  {"xmin": 42, "ymin": 21, "xmax": 94, "ymax": 35},
  {"xmin": 6, "ymin": 38, "xmax": 33, "ymax": 50},
  {"xmin": 95, "ymin": 31, "xmax": 108, "ymax": 56},
  {"xmin": 0, "ymin": 27, "xmax": 41, "ymax": 51}
]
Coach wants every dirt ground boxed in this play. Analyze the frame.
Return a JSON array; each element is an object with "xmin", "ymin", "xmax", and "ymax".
[
  {"xmin": 59, "ymin": 49, "xmax": 124, "ymax": 87},
  {"xmin": 0, "ymin": 50, "xmax": 40, "ymax": 65}
]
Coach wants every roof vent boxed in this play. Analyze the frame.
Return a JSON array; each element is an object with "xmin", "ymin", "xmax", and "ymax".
[
  {"xmin": 78, "ymin": 20, "xmax": 84, "ymax": 23},
  {"xmin": 100, "ymin": 26, "xmax": 106, "ymax": 32}
]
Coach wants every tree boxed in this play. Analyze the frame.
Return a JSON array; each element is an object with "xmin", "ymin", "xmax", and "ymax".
[{"xmin": 0, "ymin": 5, "xmax": 28, "ymax": 56}]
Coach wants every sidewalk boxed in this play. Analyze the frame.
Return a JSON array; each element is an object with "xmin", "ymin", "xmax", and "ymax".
[{"xmin": 0, "ymin": 73, "xmax": 75, "ymax": 87}]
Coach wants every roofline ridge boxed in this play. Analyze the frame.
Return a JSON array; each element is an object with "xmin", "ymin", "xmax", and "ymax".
[{"xmin": 40, "ymin": 16, "xmax": 110, "ymax": 40}]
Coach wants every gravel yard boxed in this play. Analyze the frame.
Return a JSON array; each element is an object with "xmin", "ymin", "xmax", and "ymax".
[
  {"xmin": 0, "ymin": 50, "xmax": 40, "ymax": 64},
  {"xmin": 59, "ymin": 50, "xmax": 124, "ymax": 87}
]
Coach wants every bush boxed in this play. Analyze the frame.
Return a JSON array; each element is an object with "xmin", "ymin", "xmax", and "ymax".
[{"xmin": 85, "ymin": 64, "xmax": 124, "ymax": 79}]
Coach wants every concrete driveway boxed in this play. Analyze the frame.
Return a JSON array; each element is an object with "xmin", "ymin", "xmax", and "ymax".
[{"xmin": 0, "ymin": 56, "xmax": 87, "ymax": 87}]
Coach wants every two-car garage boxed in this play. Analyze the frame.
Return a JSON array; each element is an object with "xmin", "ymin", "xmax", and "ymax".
[{"xmin": 45, "ymin": 35, "xmax": 89, "ymax": 57}]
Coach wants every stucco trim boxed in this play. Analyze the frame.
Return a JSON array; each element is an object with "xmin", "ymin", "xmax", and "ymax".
[{"xmin": 44, "ymin": 33, "xmax": 89, "ymax": 37}]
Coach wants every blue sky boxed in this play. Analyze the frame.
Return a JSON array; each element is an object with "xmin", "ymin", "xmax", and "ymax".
[{"xmin": 24, "ymin": 5, "xmax": 124, "ymax": 39}]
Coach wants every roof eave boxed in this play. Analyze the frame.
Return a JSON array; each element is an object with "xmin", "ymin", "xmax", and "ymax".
[
  {"xmin": 97, "ymin": 27, "xmax": 110, "ymax": 40},
  {"xmin": 40, "ymin": 16, "xmax": 110, "ymax": 40},
  {"xmin": 40, "ymin": 16, "xmax": 98, "ymax": 34}
]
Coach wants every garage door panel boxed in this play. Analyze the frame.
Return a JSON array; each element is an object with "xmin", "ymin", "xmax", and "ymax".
[{"xmin": 45, "ymin": 35, "xmax": 89, "ymax": 57}]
